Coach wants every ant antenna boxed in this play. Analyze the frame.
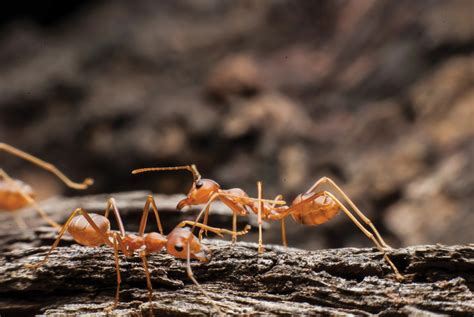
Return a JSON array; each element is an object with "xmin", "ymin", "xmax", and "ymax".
[{"xmin": 131, "ymin": 165, "xmax": 202, "ymax": 183}]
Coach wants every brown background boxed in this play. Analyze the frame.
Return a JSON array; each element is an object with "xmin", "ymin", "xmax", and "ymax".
[{"xmin": 0, "ymin": 0, "xmax": 473, "ymax": 250}]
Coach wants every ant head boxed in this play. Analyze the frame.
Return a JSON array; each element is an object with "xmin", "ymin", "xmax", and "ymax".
[
  {"xmin": 123, "ymin": 233, "xmax": 145, "ymax": 252},
  {"xmin": 166, "ymin": 227, "xmax": 211, "ymax": 262},
  {"xmin": 130, "ymin": 164, "xmax": 219, "ymax": 210},
  {"xmin": 177, "ymin": 179, "xmax": 221, "ymax": 210},
  {"xmin": 144, "ymin": 232, "xmax": 167, "ymax": 253}
]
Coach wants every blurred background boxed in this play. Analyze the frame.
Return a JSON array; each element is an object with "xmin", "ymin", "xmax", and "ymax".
[{"xmin": 0, "ymin": 0, "xmax": 472, "ymax": 250}]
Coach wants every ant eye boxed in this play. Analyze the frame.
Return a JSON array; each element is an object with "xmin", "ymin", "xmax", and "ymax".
[
  {"xmin": 196, "ymin": 180, "xmax": 203, "ymax": 189},
  {"xmin": 174, "ymin": 244, "xmax": 184, "ymax": 252}
]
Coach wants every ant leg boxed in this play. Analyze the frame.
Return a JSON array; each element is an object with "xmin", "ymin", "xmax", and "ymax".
[
  {"xmin": 178, "ymin": 221, "xmax": 250, "ymax": 237},
  {"xmin": 185, "ymin": 238, "xmax": 223, "ymax": 316},
  {"xmin": 322, "ymin": 191, "xmax": 403, "ymax": 280},
  {"xmin": 194, "ymin": 194, "xmax": 236, "ymax": 241},
  {"xmin": 195, "ymin": 195, "xmax": 247, "ymax": 241},
  {"xmin": 103, "ymin": 198, "xmax": 126, "ymax": 237},
  {"xmin": 308, "ymin": 177, "xmax": 391, "ymax": 249},
  {"xmin": 25, "ymin": 208, "xmax": 113, "ymax": 269},
  {"xmin": 139, "ymin": 251, "xmax": 154, "ymax": 314},
  {"xmin": 232, "ymin": 213, "xmax": 238, "ymax": 244},
  {"xmin": 257, "ymin": 181, "xmax": 264, "ymax": 254},
  {"xmin": 0, "ymin": 169, "xmax": 60, "ymax": 229},
  {"xmin": 191, "ymin": 192, "xmax": 223, "ymax": 236},
  {"xmin": 281, "ymin": 218, "xmax": 287, "ymax": 248},
  {"xmin": 271, "ymin": 195, "xmax": 284, "ymax": 208},
  {"xmin": 191, "ymin": 192, "xmax": 284, "ymax": 238},
  {"xmin": 105, "ymin": 232, "xmax": 122, "ymax": 311},
  {"xmin": 0, "ymin": 143, "xmax": 93, "ymax": 190},
  {"xmin": 219, "ymin": 199, "xmax": 245, "ymax": 243},
  {"xmin": 270, "ymin": 194, "xmax": 287, "ymax": 247},
  {"xmin": 198, "ymin": 203, "xmax": 212, "ymax": 241},
  {"xmin": 137, "ymin": 195, "xmax": 164, "ymax": 236}
]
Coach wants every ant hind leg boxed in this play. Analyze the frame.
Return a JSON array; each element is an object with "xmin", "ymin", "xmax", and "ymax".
[
  {"xmin": 322, "ymin": 191, "xmax": 403, "ymax": 281},
  {"xmin": 308, "ymin": 177, "xmax": 392, "ymax": 249}
]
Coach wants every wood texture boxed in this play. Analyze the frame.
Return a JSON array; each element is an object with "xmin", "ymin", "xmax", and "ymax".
[
  {"xmin": 0, "ymin": 193, "xmax": 473, "ymax": 316},
  {"xmin": 1, "ymin": 234, "xmax": 473, "ymax": 316}
]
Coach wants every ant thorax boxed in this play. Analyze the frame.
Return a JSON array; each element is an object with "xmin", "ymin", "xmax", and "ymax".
[
  {"xmin": 143, "ymin": 232, "xmax": 167, "ymax": 253},
  {"xmin": 121, "ymin": 232, "xmax": 168, "ymax": 254},
  {"xmin": 122, "ymin": 233, "xmax": 145, "ymax": 253}
]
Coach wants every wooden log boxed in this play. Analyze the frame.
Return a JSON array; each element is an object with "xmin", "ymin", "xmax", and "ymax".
[
  {"xmin": 0, "ymin": 232, "xmax": 473, "ymax": 316},
  {"xmin": 0, "ymin": 193, "xmax": 472, "ymax": 316}
]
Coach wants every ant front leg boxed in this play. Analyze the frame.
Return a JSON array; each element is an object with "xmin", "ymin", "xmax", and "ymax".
[
  {"xmin": 192, "ymin": 192, "xmax": 283, "ymax": 243},
  {"xmin": 0, "ymin": 168, "xmax": 60, "ymax": 229},
  {"xmin": 200, "ymin": 193, "xmax": 246, "ymax": 243},
  {"xmin": 198, "ymin": 202, "xmax": 212, "ymax": 241},
  {"xmin": 193, "ymin": 192, "xmax": 238, "ymax": 242},
  {"xmin": 178, "ymin": 220, "xmax": 251, "ymax": 238}
]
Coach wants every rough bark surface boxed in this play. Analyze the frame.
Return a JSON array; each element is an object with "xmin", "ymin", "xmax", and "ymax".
[
  {"xmin": 0, "ymin": 193, "xmax": 473, "ymax": 316},
  {"xmin": 1, "ymin": 235, "xmax": 473, "ymax": 316}
]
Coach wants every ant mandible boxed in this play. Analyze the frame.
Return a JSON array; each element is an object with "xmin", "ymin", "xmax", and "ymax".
[
  {"xmin": 26, "ymin": 194, "xmax": 251, "ymax": 314},
  {"xmin": 132, "ymin": 165, "xmax": 403, "ymax": 281},
  {"xmin": 0, "ymin": 143, "xmax": 93, "ymax": 229}
]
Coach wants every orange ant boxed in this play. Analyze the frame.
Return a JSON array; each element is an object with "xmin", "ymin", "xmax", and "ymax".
[
  {"xmin": 132, "ymin": 165, "xmax": 403, "ymax": 280},
  {"xmin": 132, "ymin": 165, "xmax": 286, "ymax": 243},
  {"xmin": 26, "ymin": 194, "xmax": 253, "ymax": 314},
  {"xmin": 0, "ymin": 143, "xmax": 93, "ymax": 229}
]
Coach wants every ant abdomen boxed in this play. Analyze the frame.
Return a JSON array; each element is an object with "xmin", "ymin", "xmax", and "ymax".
[
  {"xmin": 290, "ymin": 194, "xmax": 339, "ymax": 226},
  {"xmin": 0, "ymin": 180, "xmax": 35, "ymax": 210},
  {"xmin": 69, "ymin": 213, "xmax": 111, "ymax": 246}
]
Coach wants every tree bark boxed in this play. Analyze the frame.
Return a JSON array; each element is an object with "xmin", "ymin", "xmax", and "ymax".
[{"xmin": 0, "ymin": 193, "xmax": 473, "ymax": 316}]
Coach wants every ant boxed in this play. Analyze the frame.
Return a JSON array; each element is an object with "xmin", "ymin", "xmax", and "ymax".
[
  {"xmin": 132, "ymin": 165, "xmax": 403, "ymax": 281},
  {"xmin": 0, "ymin": 143, "xmax": 93, "ymax": 229},
  {"xmin": 132, "ymin": 165, "xmax": 286, "ymax": 243},
  {"xmin": 26, "ymin": 194, "xmax": 253, "ymax": 314}
]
